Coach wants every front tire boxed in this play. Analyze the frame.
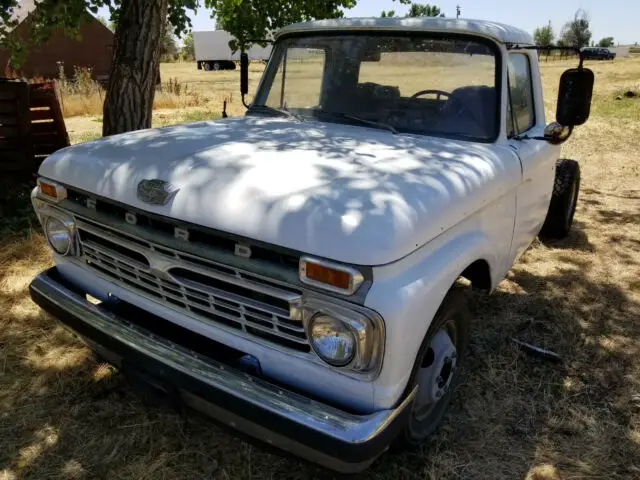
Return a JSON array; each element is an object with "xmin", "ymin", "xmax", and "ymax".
[
  {"xmin": 393, "ymin": 288, "xmax": 470, "ymax": 450},
  {"xmin": 540, "ymin": 159, "xmax": 581, "ymax": 239}
]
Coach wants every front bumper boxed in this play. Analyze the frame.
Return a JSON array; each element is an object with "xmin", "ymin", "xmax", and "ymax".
[{"xmin": 29, "ymin": 267, "xmax": 415, "ymax": 473}]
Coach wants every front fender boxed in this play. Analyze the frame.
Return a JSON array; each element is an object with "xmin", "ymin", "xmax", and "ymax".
[{"xmin": 365, "ymin": 190, "xmax": 516, "ymax": 409}]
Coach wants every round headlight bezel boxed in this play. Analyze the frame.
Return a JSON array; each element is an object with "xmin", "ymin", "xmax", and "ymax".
[
  {"xmin": 309, "ymin": 314, "xmax": 357, "ymax": 367},
  {"xmin": 44, "ymin": 216, "xmax": 74, "ymax": 255}
]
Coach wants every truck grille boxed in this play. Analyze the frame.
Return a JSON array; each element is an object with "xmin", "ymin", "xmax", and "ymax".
[{"xmin": 74, "ymin": 217, "xmax": 310, "ymax": 352}]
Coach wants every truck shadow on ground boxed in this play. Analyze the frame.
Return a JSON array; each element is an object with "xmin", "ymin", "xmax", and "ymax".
[{"xmin": 539, "ymin": 220, "xmax": 594, "ymax": 252}]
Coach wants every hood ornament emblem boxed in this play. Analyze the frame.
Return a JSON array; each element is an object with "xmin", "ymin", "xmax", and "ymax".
[{"xmin": 137, "ymin": 179, "xmax": 179, "ymax": 205}]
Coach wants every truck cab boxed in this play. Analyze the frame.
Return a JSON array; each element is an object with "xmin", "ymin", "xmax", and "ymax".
[{"xmin": 29, "ymin": 17, "xmax": 592, "ymax": 473}]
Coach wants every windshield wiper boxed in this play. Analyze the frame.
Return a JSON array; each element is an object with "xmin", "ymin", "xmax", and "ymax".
[
  {"xmin": 315, "ymin": 111, "xmax": 397, "ymax": 134},
  {"xmin": 248, "ymin": 105, "xmax": 304, "ymax": 121}
]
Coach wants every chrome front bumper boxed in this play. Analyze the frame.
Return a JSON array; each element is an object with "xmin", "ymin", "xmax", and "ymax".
[{"xmin": 29, "ymin": 268, "xmax": 415, "ymax": 473}]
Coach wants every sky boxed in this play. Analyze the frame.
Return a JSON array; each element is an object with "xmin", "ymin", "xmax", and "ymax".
[{"xmin": 98, "ymin": 0, "xmax": 638, "ymax": 46}]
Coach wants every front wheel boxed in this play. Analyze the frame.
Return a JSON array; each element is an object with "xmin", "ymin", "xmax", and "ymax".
[
  {"xmin": 393, "ymin": 288, "xmax": 470, "ymax": 449},
  {"xmin": 540, "ymin": 159, "xmax": 581, "ymax": 239}
]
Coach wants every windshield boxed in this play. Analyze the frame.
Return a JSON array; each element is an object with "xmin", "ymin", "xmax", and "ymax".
[{"xmin": 254, "ymin": 33, "xmax": 499, "ymax": 141}]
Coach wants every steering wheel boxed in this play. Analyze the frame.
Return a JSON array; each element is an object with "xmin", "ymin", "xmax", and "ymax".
[{"xmin": 411, "ymin": 89, "xmax": 451, "ymax": 100}]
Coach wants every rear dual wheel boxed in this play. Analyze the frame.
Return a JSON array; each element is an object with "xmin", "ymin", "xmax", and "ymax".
[{"xmin": 540, "ymin": 159, "xmax": 581, "ymax": 239}]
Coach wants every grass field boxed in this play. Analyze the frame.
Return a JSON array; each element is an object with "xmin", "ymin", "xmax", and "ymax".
[{"xmin": 1, "ymin": 56, "xmax": 640, "ymax": 479}]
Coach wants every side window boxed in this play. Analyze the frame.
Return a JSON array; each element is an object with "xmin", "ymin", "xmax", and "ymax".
[
  {"xmin": 507, "ymin": 53, "xmax": 535, "ymax": 136},
  {"xmin": 266, "ymin": 47, "xmax": 326, "ymax": 109}
]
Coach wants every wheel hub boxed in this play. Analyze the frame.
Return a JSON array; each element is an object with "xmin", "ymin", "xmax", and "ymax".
[{"xmin": 416, "ymin": 329, "xmax": 457, "ymax": 413}]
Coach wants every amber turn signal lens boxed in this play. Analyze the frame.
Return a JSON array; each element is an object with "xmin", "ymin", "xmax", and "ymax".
[
  {"xmin": 305, "ymin": 262, "xmax": 351, "ymax": 290},
  {"xmin": 39, "ymin": 182, "xmax": 58, "ymax": 198},
  {"xmin": 37, "ymin": 179, "xmax": 67, "ymax": 202},
  {"xmin": 299, "ymin": 257, "xmax": 364, "ymax": 295}
]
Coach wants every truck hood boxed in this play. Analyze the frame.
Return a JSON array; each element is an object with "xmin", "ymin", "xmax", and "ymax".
[{"xmin": 40, "ymin": 116, "xmax": 513, "ymax": 265}]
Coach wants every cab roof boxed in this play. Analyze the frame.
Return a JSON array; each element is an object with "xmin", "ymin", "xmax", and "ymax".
[{"xmin": 276, "ymin": 17, "xmax": 533, "ymax": 45}]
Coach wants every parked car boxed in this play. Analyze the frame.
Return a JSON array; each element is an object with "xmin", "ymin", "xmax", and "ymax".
[
  {"xmin": 29, "ymin": 17, "xmax": 594, "ymax": 473},
  {"xmin": 581, "ymin": 47, "xmax": 616, "ymax": 60}
]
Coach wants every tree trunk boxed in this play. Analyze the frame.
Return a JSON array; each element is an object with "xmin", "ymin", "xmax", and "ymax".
[{"xmin": 102, "ymin": 0, "xmax": 167, "ymax": 136}]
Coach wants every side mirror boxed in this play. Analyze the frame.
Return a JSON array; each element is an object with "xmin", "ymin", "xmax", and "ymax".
[
  {"xmin": 240, "ymin": 52, "xmax": 249, "ymax": 96},
  {"xmin": 544, "ymin": 122, "xmax": 572, "ymax": 144},
  {"xmin": 556, "ymin": 68, "xmax": 594, "ymax": 126}
]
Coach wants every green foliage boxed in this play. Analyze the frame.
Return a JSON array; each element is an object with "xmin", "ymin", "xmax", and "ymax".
[
  {"xmin": 406, "ymin": 3, "xmax": 443, "ymax": 17},
  {"xmin": 533, "ymin": 23, "xmax": 554, "ymax": 47},
  {"xmin": 382, "ymin": 0, "xmax": 444, "ymax": 17},
  {"xmin": 559, "ymin": 10, "xmax": 592, "ymax": 49},
  {"xmin": 161, "ymin": 24, "xmax": 179, "ymax": 61},
  {"xmin": 598, "ymin": 37, "xmax": 614, "ymax": 48},
  {"xmin": 181, "ymin": 31, "xmax": 195, "ymax": 60},
  {"xmin": 205, "ymin": 0, "xmax": 357, "ymax": 52}
]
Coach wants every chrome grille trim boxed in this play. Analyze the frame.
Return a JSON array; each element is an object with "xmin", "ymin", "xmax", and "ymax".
[{"xmin": 74, "ymin": 217, "xmax": 310, "ymax": 351}]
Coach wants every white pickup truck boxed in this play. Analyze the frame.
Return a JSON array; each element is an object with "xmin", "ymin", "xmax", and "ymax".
[{"xmin": 29, "ymin": 17, "xmax": 593, "ymax": 473}]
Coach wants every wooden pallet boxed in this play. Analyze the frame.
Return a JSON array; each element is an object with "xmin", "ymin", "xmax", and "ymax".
[
  {"xmin": 0, "ymin": 79, "xmax": 70, "ymax": 176},
  {"xmin": 29, "ymin": 82, "xmax": 70, "ymax": 165},
  {"xmin": 0, "ymin": 79, "xmax": 32, "ymax": 172}
]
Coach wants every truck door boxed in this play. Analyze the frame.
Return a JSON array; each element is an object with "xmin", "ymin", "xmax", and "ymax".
[{"xmin": 507, "ymin": 52, "xmax": 560, "ymax": 260}]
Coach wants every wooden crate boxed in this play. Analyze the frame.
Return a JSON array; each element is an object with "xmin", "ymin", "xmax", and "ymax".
[
  {"xmin": 0, "ymin": 79, "xmax": 70, "ymax": 176},
  {"xmin": 28, "ymin": 82, "xmax": 70, "ymax": 165},
  {"xmin": 0, "ymin": 79, "xmax": 33, "ymax": 172}
]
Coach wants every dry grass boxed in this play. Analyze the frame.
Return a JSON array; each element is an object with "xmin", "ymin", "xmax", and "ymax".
[
  {"xmin": 58, "ymin": 61, "xmax": 264, "ymax": 120},
  {"xmin": 58, "ymin": 87, "xmax": 211, "ymax": 119},
  {"xmin": 1, "ymin": 57, "xmax": 640, "ymax": 479}
]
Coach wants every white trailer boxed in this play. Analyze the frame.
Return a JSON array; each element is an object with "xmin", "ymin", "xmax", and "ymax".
[{"xmin": 194, "ymin": 30, "xmax": 272, "ymax": 71}]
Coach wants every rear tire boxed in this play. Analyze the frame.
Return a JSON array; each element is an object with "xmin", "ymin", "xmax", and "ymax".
[
  {"xmin": 540, "ymin": 159, "xmax": 581, "ymax": 239},
  {"xmin": 212, "ymin": 62, "xmax": 221, "ymax": 71},
  {"xmin": 393, "ymin": 288, "xmax": 470, "ymax": 450}
]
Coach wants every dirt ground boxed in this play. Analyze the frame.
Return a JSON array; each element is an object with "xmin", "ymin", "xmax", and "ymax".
[{"xmin": 1, "ymin": 56, "xmax": 639, "ymax": 479}]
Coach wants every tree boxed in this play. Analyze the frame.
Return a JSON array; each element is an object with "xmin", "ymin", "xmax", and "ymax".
[
  {"xmin": 207, "ymin": 0, "xmax": 356, "ymax": 53},
  {"xmin": 533, "ymin": 22, "xmax": 554, "ymax": 47},
  {"xmin": 381, "ymin": 1, "xmax": 444, "ymax": 17},
  {"xmin": 0, "ymin": 0, "xmax": 197, "ymax": 136},
  {"xmin": 598, "ymin": 37, "xmax": 614, "ymax": 47},
  {"xmin": 1, "ymin": 0, "xmax": 355, "ymax": 136},
  {"xmin": 406, "ymin": 3, "xmax": 443, "ymax": 17},
  {"xmin": 181, "ymin": 31, "xmax": 195, "ymax": 60},
  {"xmin": 160, "ymin": 24, "xmax": 179, "ymax": 61},
  {"xmin": 559, "ymin": 10, "xmax": 592, "ymax": 49}
]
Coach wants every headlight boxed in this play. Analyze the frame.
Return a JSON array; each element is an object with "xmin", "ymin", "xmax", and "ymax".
[
  {"xmin": 309, "ymin": 314, "xmax": 356, "ymax": 366},
  {"xmin": 44, "ymin": 216, "xmax": 74, "ymax": 255},
  {"xmin": 303, "ymin": 299, "xmax": 385, "ymax": 377}
]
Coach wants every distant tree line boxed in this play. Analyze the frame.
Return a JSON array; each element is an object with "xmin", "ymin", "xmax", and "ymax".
[
  {"xmin": 381, "ymin": 1, "xmax": 444, "ymax": 18},
  {"xmin": 533, "ymin": 10, "xmax": 616, "ymax": 50}
]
